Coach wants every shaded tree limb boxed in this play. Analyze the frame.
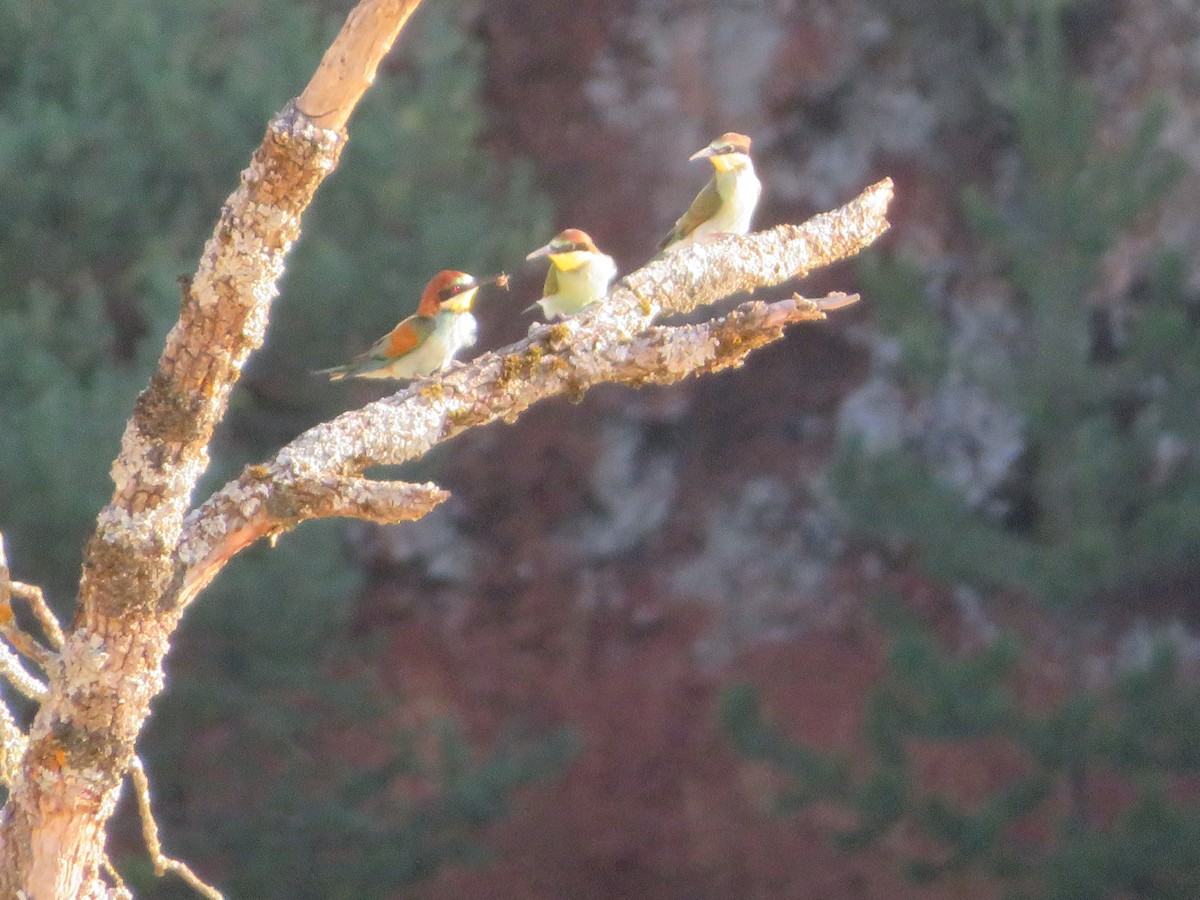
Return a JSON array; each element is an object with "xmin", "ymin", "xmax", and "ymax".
[{"xmin": 178, "ymin": 478, "xmax": 449, "ymax": 613}]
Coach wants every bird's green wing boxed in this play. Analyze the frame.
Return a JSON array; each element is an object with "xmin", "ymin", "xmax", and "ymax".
[
  {"xmin": 543, "ymin": 264, "xmax": 559, "ymax": 298},
  {"xmin": 661, "ymin": 177, "xmax": 722, "ymax": 248},
  {"xmin": 368, "ymin": 314, "xmax": 435, "ymax": 361},
  {"xmin": 318, "ymin": 316, "xmax": 437, "ymax": 379}
]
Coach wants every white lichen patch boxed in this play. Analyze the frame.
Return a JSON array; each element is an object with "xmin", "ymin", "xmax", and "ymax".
[
  {"xmin": 107, "ymin": 424, "xmax": 150, "ymax": 494},
  {"xmin": 653, "ymin": 329, "xmax": 717, "ymax": 377},
  {"xmin": 355, "ymin": 401, "xmax": 449, "ymax": 466},
  {"xmin": 62, "ymin": 631, "xmax": 110, "ymax": 686}
]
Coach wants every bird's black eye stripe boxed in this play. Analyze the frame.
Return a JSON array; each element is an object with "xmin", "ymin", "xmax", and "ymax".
[{"xmin": 438, "ymin": 283, "xmax": 474, "ymax": 301}]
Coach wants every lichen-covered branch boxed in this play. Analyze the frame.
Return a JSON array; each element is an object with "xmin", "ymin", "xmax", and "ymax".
[
  {"xmin": 180, "ymin": 477, "xmax": 448, "ymax": 610},
  {"xmin": 172, "ymin": 184, "xmax": 890, "ymax": 609},
  {"xmin": 0, "ymin": 0, "xmax": 429, "ymax": 895},
  {"xmin": 627, "ymin": 292, "xmax": 861, "ymax": 383},
  {"xmin": 0, "ymin": 0, "xmax": 891, "ymax": 881},
  {"xmin": 217, "ymin": 179, "xmax": 887, "ymax": 483},
  {"xmin": 173, "ymin": 289, "xmax": 863, "ymax": 606},
  {"xmin": 6, "ymin": 104, "xmax": 344, "ymax": 897}
]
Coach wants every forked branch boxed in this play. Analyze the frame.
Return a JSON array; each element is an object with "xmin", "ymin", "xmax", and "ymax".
[
  {"xmin": 173, "ymin": 177, "xmax": 891, "ymax": 611},
  {"xmin": 0, "ymin": 0, "xmax": 894, "ymax": 891}
]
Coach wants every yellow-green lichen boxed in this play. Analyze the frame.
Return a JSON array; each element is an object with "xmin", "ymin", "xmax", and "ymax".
[
  {"xmin": 419, "ymin": 382, "xmax": 445, "ymax": 401},
  {"xmin": 496, "ymin": 346, "xmax": 549, "ymax": 389},
  {"xmin": 713, "ymin": 326, "xmax": 764, "ymax": 361},
  {"xmin": 564, "ymin": 378, "xmax": 589, "ymax": 405},
  {"xmin": 446, "ymin": 406, "xmax": 490, "ymax": 429},
  {"xmin": 545, "ymin": 323, "xmax": 572, "ymax": 347}
]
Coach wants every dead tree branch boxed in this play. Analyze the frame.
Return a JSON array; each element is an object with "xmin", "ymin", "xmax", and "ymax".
[
  {"xmin": 297, "ymin": 0, "xmax": 424, "ymax": 130},
  {"xmin": 178, "ymin": 477, "xmax": 449, "ymax": 612},
  {"xmin": 0, "ymin": 0, "xmax": 893, "ymax": 890},
  {"xmin": 173, "ymin": 181, "xmax": 891, "ymax": 608}
]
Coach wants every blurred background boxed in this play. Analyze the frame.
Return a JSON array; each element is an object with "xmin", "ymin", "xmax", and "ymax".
[{"xmin": 3, "ymin": 0, "xmax": 1200, "ymax": 896}]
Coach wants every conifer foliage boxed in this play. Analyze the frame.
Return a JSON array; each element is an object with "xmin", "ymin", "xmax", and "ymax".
[{"xmin": 727, "ymin": 2, "xmax": 1200, "ymax": 895}]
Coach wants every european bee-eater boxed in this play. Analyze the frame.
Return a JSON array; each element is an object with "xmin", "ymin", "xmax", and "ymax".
[
  {"xmin": 318, "ymin": 270, "xmax": 505, "ymax": 381},
  {"xmin": 525, "ymin": 228, "xmax": 618, "ymax": 319},
  {"xmin": 660, "ymin": 132, "xmax": 761, "ymax": 252}
]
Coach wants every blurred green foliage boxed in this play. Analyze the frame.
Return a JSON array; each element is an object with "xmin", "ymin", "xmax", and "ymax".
[
  {"xmin": 728, "ymin": 1, "xmax": 1200, "ymax": 895},
  {"xmin": 839, "ymin": 0, "xmax": 1191, "ymax": 611},
  {"xmin": 131, "ymin": 703, "xmax": 576, "ymax": 898},
  {"xmin": 0, "ymin": 0, "xmax": 557, "ymax": 892},
  {"xmin": 725, "ymin": 600, "xmax": 1200, "ymax": 895}
]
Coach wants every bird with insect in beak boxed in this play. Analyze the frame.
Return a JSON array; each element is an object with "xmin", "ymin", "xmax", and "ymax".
[
  {"xmin": 316, "ymin": 269, "xmax": 507, "ymax": 381},
  {"xmin": 524, "ymin": 228, "xmax": 618, "ymax": 319},
  {"xmin": 660, "ymin": 132, "xmax": 761, "ymax": 253}
]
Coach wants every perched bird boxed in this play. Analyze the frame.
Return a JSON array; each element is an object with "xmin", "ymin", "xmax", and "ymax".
[
  {"xmin": 317, "ymin": 270, "xmax": 505, "ymax": 381},
  {"xmin": 660, "ymin": 132, "xmax": 761, "ymax": 253},
  {"xmin": 524, "ymin": 228, "xmax": 618, "ymax": 319}
]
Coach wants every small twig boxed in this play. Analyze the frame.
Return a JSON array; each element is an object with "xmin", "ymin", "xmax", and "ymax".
[
  {"xmin": 588, "ymin": 291, "xmax": 862, "ymax": 382},
  {"xmin": 9, "ymin": 583, "xmax": 63, "ymax": 651},
  {"xmin": 130, "ymin": 756, "xmax": 225, "ymax": 900},
  {"xmin": 101, "ymin": 856, "xmax": 133, "ymax": 900},
  {"xmin": 0, "ymin": 643, "xmax": 47, "ymax": 702},
  {"xmin": 0, "ymin": 615, "xmax": 54, "ymax": 674},
  {"xmin": 0, "ymin": 532, "xmax": 60, "ymax": 664}
]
